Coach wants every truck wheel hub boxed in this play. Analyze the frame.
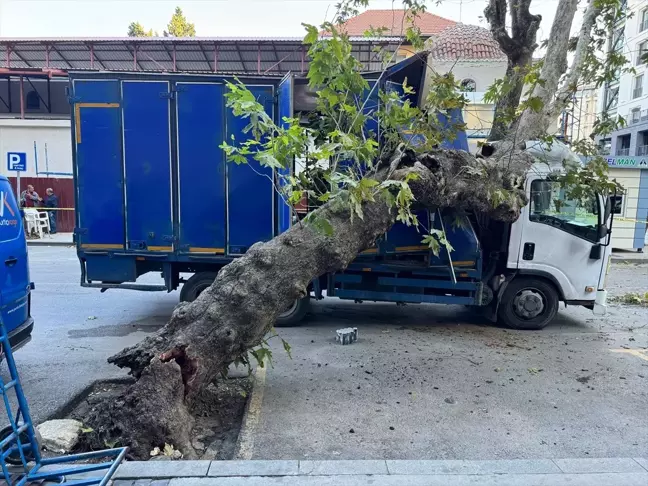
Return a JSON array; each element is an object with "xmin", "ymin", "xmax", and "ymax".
[{"xmin": 513, "ymin": 290, "xmax": 544, "ymax": 319}]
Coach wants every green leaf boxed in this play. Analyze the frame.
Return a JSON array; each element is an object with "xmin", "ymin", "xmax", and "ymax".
[{"xmin": 282, "ymin": 339, "xmax": 292, "ymax": 359}]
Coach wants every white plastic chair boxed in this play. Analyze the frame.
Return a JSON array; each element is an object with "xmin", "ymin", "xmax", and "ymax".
[
  {"xmin": 36, "ymin": 210, "xmax": 51, "ymax": 237},
  {"xmin": 23, "ymin": 209, "xmax": 42, "ymax": 238}
]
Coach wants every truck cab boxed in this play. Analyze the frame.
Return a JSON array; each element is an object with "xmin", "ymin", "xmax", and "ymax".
[{"xmin": 492, "ymin": 150, "xmax": 611, "ymax": 329}]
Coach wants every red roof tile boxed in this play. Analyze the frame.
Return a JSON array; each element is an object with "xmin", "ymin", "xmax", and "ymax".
[
  {"xmin": 335, "ymin": 9, "xmax": 456, "ymax": 37},
  {"xmin": 427, "ymin": 24, "xmax": 506, "ymax": 61}
]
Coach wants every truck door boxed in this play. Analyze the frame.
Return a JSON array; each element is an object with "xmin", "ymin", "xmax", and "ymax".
[
  {"xmin": 511, "ymin": 176, "xmax": 606, "ymax": 301},
  {"xmin": 176, "ymin": 83, "xmax": 226, "ymax": 255},
  {"xmin": 226, "ymin": 85, "xmax": 274, "ymax": 255},
  {"xmin": 122, "ymin": 81, "xmax": 174, "ymax": 251},
  {"xmin": 73, "ymin": 80, "xmax": 124, "ymax": 249},
  {"xmin": 277, "ymin": 74, "xmax": 293, "ymax": 235}
]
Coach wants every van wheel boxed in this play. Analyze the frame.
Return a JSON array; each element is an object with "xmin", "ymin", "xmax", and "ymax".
[
  {"xmin": 180, "ymin": 272, "xmax": 218, "ymax": 303},
  {"xmin": 275, "ymin": 297, "xmax": 310, "ymax": 327},
  {"xmin": 0, "ymin": 425, "xmax": 41, "ymax": 465},
  {"xmin": 498, "ymin": 277, "xmax": 559, "ymax": 330}
]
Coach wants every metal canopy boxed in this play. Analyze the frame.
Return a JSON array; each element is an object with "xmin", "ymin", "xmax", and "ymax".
[{"xmin": 0, "ymin": 37, "xmax": 400, "ymax": 75}]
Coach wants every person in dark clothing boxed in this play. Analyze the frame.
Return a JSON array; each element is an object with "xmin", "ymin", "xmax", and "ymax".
[{"xmin": 44, "ymin": 188, "xmax": 58, "ymax": 234}]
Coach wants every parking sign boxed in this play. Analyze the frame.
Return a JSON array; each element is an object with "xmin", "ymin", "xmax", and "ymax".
[{"xmin": 7, "ymin": 152, "xmax": 27, "ymax": 172}]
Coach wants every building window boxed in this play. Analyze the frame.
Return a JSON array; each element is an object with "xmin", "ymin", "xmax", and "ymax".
[
  {"xmin": 460, "ymin": 79, "xmax": 476, "ymax": 92},
  {"xmin": 605, "ymin": 85, "xmax": 619, "ymax": 110},
  {"xmin": 638, "ymin": 130, "xmax": 648, "ymax": 156},
  {"xmin": 610, "ymin": 195, "xmax": 624, "ymax": 215},
  {"xmin": 25, "ymin": 90, "xmax": 40, "ymax": 110},
  {"xmin": 616, "ymin": 134, "xmax": 631, "ymax": 156},
  {"xmin": 598, "ymin": 138, "xmax": 611, "ymax": 155},
  {"xmin": 641, "ymin": 8, "xmax": 648, "ymax": 33},
  {"xmin": 632, "ymin": 74, "xmax": 644, "ymax": 99},
  {"xmin": 631, "ymin": 107, "xmax": 641, "ymax": 124},
  {"xmin": 638, "ymin": 40, "xmax": 648, "ymax": 66},
  {"xmin": 610, "ymin": 26, "xmax": 624, "ymax": 53}
]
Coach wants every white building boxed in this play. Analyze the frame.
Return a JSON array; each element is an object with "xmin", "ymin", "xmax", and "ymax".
[
  {"xmin": 597, "ymin": 0, "xmax": 648, "ymax": 251},
  {"xmin": 422, "ymin": 24, "xmax": 508, "ymax": 153}
]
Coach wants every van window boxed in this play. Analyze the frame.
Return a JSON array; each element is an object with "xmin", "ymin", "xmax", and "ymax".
[
  {"xmin": 0, "ymin": 183, "xmax": 21, "ymax": 243},
  {"xmin": 529, "ymin": 179, "xmax": 600, "ymax": 242}
]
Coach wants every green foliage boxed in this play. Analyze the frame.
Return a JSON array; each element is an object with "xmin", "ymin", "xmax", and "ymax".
[
  {"xmin": 422, "ymin": 229, "xmax": 454, "ymax": 257},
  {"xmin": 127, "ymin": 22, "xmax": 154, "ymax": 37},
  {"xmin": 164, "ymin": 6, "xmax": 196, "ymax": 37},
  {"xmin": 610, "ymin": 292, "xmax": 648, "ymax": 307}
]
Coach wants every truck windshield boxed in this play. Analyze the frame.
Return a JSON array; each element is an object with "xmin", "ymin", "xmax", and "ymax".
[{"xmin": 529, "ymin": 179, "xmax": 600, "ymax": 242}]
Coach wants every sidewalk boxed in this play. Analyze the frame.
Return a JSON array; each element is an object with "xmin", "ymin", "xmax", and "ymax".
[
  {"xmin": 111, "ymin": 458, "xmax": 648, "ymax": 485},
  {"xmin": 611, "ymin": 248, "xmax": 648, "ymax": 263},
  {"xmin": 26, "ymin": 232, "xmax": 74, "ymax": 247}
]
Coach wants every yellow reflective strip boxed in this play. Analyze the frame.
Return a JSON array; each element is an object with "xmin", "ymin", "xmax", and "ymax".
[
  {"xmin": 81, "ymin": 244, "xmax": 123, "ymax": 249},
  {"xmin": 189, "ymin": 247, "xmax": 225, "ymax": 254},
  {"xmin": 360, "ymin": 248, "xmax": 378, "ymax": 254},
  {"xmin": 148, "ymin": 246, "xmax": 173, "ymax": 252},
  {"xmin": 395, "ymin": 245, "xmax": 429, "ymax": 252}
]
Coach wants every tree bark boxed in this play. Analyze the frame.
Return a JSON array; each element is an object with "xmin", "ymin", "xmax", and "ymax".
[
  {"xmin": 514, "ymin": 0, "xmax": 580, "ymax": 141},
  {"xmin": 485, "ymin": 0, "xmax": 541, "ymax": 141},
  {"xmin": 84, "ymin": 147, "xmax": 531, "ymax": 459}
]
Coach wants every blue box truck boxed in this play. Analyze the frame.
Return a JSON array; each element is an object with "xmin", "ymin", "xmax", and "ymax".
[{"xmin": 69, "ymin": 55, "xmax": 613, "ymax": 330}]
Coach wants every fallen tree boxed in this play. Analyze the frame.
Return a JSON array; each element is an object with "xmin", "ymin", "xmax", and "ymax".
[{"xmin": 82, "ymin": 0, "xmax": 629, "ymax": 458}]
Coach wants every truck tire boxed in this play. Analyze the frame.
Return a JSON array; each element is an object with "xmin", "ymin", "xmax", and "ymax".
[
  {"xmin": 497, "ymin": 277, "xmax": 559, "ymax": 330},
  {"xmin": 180, "ymin": 272, "xmax": 218, "ymax": 303},
  {"xmin": 275, "ymin": 297, "xmax": 311, "ymax": 327}
]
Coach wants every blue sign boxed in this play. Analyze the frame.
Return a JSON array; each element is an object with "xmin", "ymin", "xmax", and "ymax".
[{"xmin": 7, "ymin": 152, "xmax": 27, "ymax": 172}]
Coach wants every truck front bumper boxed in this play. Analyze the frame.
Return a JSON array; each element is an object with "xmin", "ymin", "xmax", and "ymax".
[{"xmin": 593, "ymin": 290, "xmax": 608, "ymax": 316}]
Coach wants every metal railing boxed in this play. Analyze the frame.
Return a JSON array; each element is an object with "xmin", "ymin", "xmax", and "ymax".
[
  {"xmin": 616, "ymin": 147, "xmax": 630, "ymax": 156},
  {"xmin": 629, "ymin": 109, "xmax": 648, "ymax": 125},
  {"xmin": 638, "ymin": 145, "xmax": 648, "ymax": 156}
]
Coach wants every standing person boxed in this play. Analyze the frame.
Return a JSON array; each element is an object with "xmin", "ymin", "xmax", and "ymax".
[
  {"xmin": 44, "ymin": 188, "xmax": 58, "ymax": 234},
  {"xmin": 20, "ymin": 185, "xmax": 40, "ymax": 208}
]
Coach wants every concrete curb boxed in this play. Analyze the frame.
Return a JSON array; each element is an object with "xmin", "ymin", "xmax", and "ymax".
[
  {"xmin": 112, "ymin": 458, "xmax": 648, "ymax": 484},
  {"xmin": 27, "ymin": 240, "xmax": 74, "ymax": 247}
]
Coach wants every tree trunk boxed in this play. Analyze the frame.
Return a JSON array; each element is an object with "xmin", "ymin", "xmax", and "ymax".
[
  {"xmin": 485, "ymin": 0, "xmax": 541, "ymax": 141},
  {"xmin": 514, "ymin": 0, "xmax": 580, "ymax": 141},
  {"xmin": 84, "ymin": 147, "xmax": 531, "ymax": 459}
]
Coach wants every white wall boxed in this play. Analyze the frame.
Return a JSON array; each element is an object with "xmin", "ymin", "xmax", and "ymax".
[
  {"xmin": 0, "ymin": 119, "xmax": 73, "ymax": 178},
  {"xmin": 606, "ymin": 0, "xmax": 648, "ymax": 118},
  {"xmin": 608, "ymin": 167, "xmax": 643, "ymax": 249},
  {"xmin": 429, "ymin": 60, "xmax": 507, "ymax": 92}
]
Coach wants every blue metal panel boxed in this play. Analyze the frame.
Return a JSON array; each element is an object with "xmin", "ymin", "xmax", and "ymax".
[
  {"xmin": 85, "ymin": 255, "xmax": 136, "ymax": 282},
  {"xmin": 335, "ymin": 289, "xmax": 475, "ymax": 305},
  {"xmin": 632, "ymin": 169, "xmax": 648, "ymax": 248},
  {"xmin": 176, "ymin": 83, "xmax": 226, "ymax": 253},
  {"xmin": 277, "ymin": 75, "xmax": 293, "ymax": 235},
  {"xmin": 377, "ymin": 277, "xmax": 478, "ymax": 290},
  {"xmin": 73, "ymin": 80, "xmax": 124, "ymax": 248},
  {"xmin": 227, "ymin": 85, "xmax": 274, "ymax": 254},
  {"xmin": 438, "ymin": 109, "xmax": 470, "ymax": 151},
  {"xmin": 122, "ymin": 81, "xmax": 173, "ymax": 251}
]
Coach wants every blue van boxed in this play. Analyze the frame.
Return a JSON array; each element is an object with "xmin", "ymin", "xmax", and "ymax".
[{"xmin": 0, "ymin": 176, "xmax": 33, "ymax": 350}]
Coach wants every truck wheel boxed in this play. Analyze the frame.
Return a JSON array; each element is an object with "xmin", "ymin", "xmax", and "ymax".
[
  {"xmin": 275, "ymin": 297, "xmax": 310, "ymax": 327},
  {"xmin": 180, "ymin": 272, "xmax": 218, "ymax": 303},
  {"xmin": 498, "ymin": 277, "xmax": 559, "ymax": 330}
]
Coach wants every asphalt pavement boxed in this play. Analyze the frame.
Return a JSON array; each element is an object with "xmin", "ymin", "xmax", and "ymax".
[{"xmin": 7, "ymin": 247, "xmax": 648, "ymax": 462}]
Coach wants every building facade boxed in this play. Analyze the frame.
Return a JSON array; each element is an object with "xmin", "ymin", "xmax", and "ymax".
[
  {"xmin": 597, "ymin": 0, "xmax": 648, "ymax": 251},
  {"xmin": 423, "ymin": 24, "xmax": 507, "ymax": 153}
]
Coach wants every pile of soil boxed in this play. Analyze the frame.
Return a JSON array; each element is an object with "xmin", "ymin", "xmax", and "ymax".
[{"xmin": 69, "ymin": 375, "xmax": 252, "ymax": 460}]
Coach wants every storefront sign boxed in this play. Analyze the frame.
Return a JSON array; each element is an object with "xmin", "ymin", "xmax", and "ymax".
[{"xmin": 606, "ymin": 156, "xmax": 648, "ymax": 168}]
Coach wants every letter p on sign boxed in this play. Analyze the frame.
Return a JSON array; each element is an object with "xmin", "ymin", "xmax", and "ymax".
[{"xmin": 7, "ymin": 152, "xmax": 27, "ymax": 172}]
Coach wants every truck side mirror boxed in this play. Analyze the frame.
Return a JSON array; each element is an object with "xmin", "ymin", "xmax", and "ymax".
[{"xmin": 597, "ymin": 223, "xmax": 609, "ymax": 240}]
